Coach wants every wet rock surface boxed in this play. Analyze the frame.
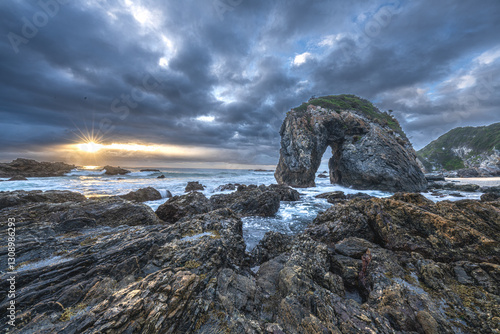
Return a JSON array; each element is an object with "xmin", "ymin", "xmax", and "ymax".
[
  {"xmin": 1, "ymin": 190, "xmax": 499, "ymax": 333},
  {"xmin": 0, "ymin": 190, "xmax": 86, "ymax": 210},
  {"xmin": 0, "ymin": 158, "xmax": 75, "ymax": 178},
  {"xmin": 211, "ymin": 184, "xmax": 299, "ymax": 217},
  {"xmin": 119, "ymin": 187, "xmax": 162, "ymax": 202},
  {"xmin": 102, "ymin": 165, "xmax": 131, "ymax": 175},
  {"xmin": 155, "ymin": 191, "xmax": 211, "ymax": 223},
  {"xmin": 275, "ymin": 104, "xmax": 427, "ymax": 192},
  {"xmin": 185, "ymin": 181, "xmax": 205, "ymax": 192}
]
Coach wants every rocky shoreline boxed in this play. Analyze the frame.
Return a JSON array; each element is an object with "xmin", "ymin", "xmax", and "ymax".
[
  {"xmin": 1, "ymin": 184, "xmax": 499, "ymax": 333},
  {"xmin": 0, "ymin": 159, "xmax": 75, "ymax": 178}
]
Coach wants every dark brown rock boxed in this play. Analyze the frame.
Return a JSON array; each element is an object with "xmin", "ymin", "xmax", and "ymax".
[
  {"xmin": 119, "ymin": 187, "xmax": 162, "ymax": 202},
  {"xmin": 155, "ymin": 191, "xmax": 211, "ymax": 223},
  {"xmin": 0, "ymin": 158, "xmax": 75, "ymax": 177},
  {"xmin": 7, "ymin": 175, "xmax": 28, "ymax": 181},
  {"xmin": 103, "ymin": 165, "xmax": 131, "ymax": 175},
  {"xmin": 0, "ymin": 190, "xmax": 86, "ymax": 210},
  {"xmin": 185, "ymin": 181, "xmax": 205, "ymax": 192},
  {"xmin": 210, "ymin": 185, "xmax": 280, "ymax": 217}
]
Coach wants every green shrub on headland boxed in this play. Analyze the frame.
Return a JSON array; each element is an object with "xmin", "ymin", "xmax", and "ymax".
[
  {"xmin": 292, "ymin": 94, "xmax": 406, "ymax": 138},
  {"xmin": 417, "ymin": 122, "xmax": 500, "ymax": 171}
]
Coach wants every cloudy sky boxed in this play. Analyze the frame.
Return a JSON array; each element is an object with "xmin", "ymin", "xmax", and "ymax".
[{"xmin": 1, "ymin": 0, "xmax": 499, "ymax": 168}]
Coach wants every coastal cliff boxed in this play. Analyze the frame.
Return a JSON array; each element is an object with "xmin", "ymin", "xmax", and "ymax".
[
  {"xmin": 418, "ymin": 122, "xmax": 500, "ymax": 175},
  {"xmin": 275, "ymin": 95, "xmax": 427, "ymax": 192}
]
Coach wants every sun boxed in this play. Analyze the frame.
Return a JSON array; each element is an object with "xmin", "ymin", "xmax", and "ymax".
[{"xmin": 77, "ymin": 141, "xmax": 103, "ymax": 153}]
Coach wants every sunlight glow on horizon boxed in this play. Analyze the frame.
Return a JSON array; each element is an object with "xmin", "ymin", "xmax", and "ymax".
[{"xmin": 76, "ymin": 142, "xmax": 162, "ymax": 153}]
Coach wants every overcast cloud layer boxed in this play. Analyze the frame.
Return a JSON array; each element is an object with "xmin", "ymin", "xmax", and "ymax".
[{"xmin": 1, "ymin": 0, "xmax": 499, "ymax": 166}]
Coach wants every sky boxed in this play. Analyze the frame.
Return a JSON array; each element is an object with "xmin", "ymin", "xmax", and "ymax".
[{"xmin": 1, "ymin": 0, "xmax": 499, "ymax": 168}]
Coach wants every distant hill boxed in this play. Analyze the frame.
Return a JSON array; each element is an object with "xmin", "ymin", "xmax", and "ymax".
[{"xmin": 417, "ymin": 122, "xmax": 500, "ymax": 171}]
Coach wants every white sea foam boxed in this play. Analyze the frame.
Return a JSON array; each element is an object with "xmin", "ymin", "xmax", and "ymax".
[{"xmin": 0, "ymin": 167, "xmax": 491, "ymax": 250}]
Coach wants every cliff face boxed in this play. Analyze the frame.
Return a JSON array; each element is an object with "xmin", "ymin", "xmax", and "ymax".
[
  {"xmin": 275, "ymin": 95, "xmax": 427, "ymax": 192},
  {"xmin": 418, "ymin": 122, "xmax": 500, "ymax": 173}
]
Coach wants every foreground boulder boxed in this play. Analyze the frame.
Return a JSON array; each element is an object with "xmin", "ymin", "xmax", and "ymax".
[
  {"xmin": 155, "ymin": 191, "xmax": 211, "ymax": 223},
  {"xmin": 185, "ymin": 181, "xmax": 205, "ymax": 192},
  {"xmin": 308, "ymin": 193, "xmax": 500, "ymax": 264},
  {"xmin": 0, "ymin": 158, "xmax": 75, "ymax": 177},
  {"xmin": 211, "ymin": 185, "xmax": 281, "ymax": 217},
  {"xmin": 119, "ymin": 187, "xmax": 162, "ymax": 202},
  {"xmin": 275, "ymin": 95, "xmax": 427, "ymax": 192}
]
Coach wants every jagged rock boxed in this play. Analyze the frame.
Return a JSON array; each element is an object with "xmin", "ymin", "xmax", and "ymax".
[
  {"xmin": 453, "ymin": 183, "xmax": 480, "ymax": 192},
  {"xmin": 250, "ymin": 231, "xmax": 293, "ymax": 265},
  {"xmin": 0, "ymin": 190, "xmax": 86, "ymax": 210},
  {"xmin": 0, "ymin": 203, "xmax": 246, "ymax": 333},
  {"xmin": 1, "ymin": 191, "xmax": 499, "ymax": 333},
  {"xmin": 185, "ymin": 181, "xmax": 205, "ymax": 192},
  {"xmin": 315, "ymin": 191, "xmax": 346, "ymax": 203},
  {"xmin": 275, "ymin": 98, "xmax": 427, "ymax": 192},
  {"xmin": 309, "ymin": 193, "xmax": 500, "ymax": 263},
  {"xmin": 0, "ymin": 158, "xmax": 75, "ymax": 177},
  {"xmin": 7, "ymin": 175, "xmax": 28, "ymax": 181},
  {"xmin": 214, "ymin": 183, "xmax": 241, "ymax": 192},
  {"xmin": 155, "ymin": 191, "xmax": 211, "ymax": 223},
  {"xmin": 315, "ymin": 191, "xmax": 373, "ymax": 204},
  {"xmin": 210, "ymin": 185, "xmax": 280, "ymax": 217},
  {"xmin": 317, "ymin": 173, "xmax": 328, "ymax": 178},
  {"xmin": 266, "ymin": 184, "xmax": 300, "ymax": 201},
  {"xmin": 425, "ymin": 173, "xmax": 446, "ymax": 182},
  {"xmin": 482, "ymin": 185, "xmax": 500, "ymax": 195},
  {"xmin": 102, "ymin": 165, "xmax": 131, "ymax": 175},
  {"xmin": 346, "ymin": 192, "xmax": 374, "ymax": 200},
  {"xmin": 481, "ymin": 193, "xmax": 500, "ymax": 202},
  {"xmin": 456, "ymin": 168, "xmax": 480, "ymax": 177},
  {"xmin": 119, "ymin": 187, "xmax": 162, "ymax": 202},
  {"xmin": 0, "ymin": 197, "xmax": 160, "ymax": 230}
]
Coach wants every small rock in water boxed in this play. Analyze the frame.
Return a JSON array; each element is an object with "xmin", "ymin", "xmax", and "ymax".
[
  {"xmin": 185, "ymin": 181, "xmax": 205, "ymax": 192},
  {"xmin": 103, "ymin": 165, "xmax": 130, "ymax": 175},
  {"xmin": 120, "ymin": 187, "xmax": 162, "ymax": 202},
  {"xmin": 157, "ymin": 174, "xmax": 166, "ymax": 179},
  {"xmin": 7, "ymin": 175, "xmax": 28, "ymax": 181}
]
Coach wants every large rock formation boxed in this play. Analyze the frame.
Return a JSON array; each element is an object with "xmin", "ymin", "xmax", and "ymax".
[
  {"xmin": 275, "ymin": 95, "xmax": 427, "ymax": 192},
  {"xmin": 0, "ymin": 158, "xmax": 75, "ymax": 177}
]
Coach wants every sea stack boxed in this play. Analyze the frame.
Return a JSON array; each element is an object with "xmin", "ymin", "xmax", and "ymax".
[{"xmin": 275, "ymin": 95, "xmax": 427, "ymax": 192}]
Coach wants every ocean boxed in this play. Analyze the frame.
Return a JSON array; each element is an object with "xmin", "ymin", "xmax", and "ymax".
[{"xmin": 0, "ymin": 167, "xmax": 487, "ymax": 250}]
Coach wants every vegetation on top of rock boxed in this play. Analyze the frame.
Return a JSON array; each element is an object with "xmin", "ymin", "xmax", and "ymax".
[
  {"xmin": 417, "ymin": 122, "xmax": 500, "ymax": 171},
  {"xmin": 292, "ymin": 94, "xmax": 406, "ymax": 138}
]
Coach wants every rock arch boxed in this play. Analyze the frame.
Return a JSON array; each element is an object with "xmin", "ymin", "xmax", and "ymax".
[{"xmin": 274, "ymin": 105, "xmax": 427, "ymax": 192}]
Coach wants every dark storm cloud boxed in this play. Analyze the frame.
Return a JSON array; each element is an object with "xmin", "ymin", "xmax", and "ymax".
[{"xmin": 1, "ymin": 0, "xmax": 500, "ymax": 165}]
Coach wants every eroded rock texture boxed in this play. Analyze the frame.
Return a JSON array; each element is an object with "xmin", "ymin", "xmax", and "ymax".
[
  {"xmin": 275, "ymin": 104, "xmax": 427, "ymax": 192},
  {"xmin": 1, "ymin": 190, "xmax": 499, "ymax": 333}
]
